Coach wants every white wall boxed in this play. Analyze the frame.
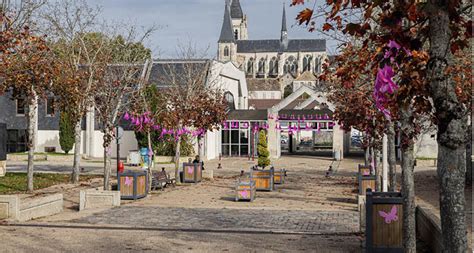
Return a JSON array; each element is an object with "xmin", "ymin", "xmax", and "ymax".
[
  {"xmin": 110, "ymin": 131, "xmax": 139, "ymax": 159},
  {"xmin": 36, "ymin": 130, "xmax": 64, "ymax": 153},
  {"xmin": 205, "ymin": 130, "xmax": 219, "ymax": 160},
  {"xmin": 414, "ymin": 130, "xmax": 438, "ymax": 159}
]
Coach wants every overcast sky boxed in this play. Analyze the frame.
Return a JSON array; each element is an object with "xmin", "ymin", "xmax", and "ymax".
[{"xmin": 86, "ymin": 0, "xmax": 338, "ymax": 58}]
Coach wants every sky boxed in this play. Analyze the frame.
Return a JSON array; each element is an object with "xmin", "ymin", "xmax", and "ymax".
[{"xmin": 86, "ymin": 0, "xmax": 338, "ymax": 58}]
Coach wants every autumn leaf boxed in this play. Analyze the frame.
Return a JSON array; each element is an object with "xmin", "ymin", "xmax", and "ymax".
[
  {"xmin": 290, "ymin": 0, "xmax": 305, "ymax": 6},
  {"xmin": 296, "ymin": 8, "xmax": 313, "ymax": 26},
  {"xmin": 322, "ymin": 23, "xmax": 333, "ymax": 31}
]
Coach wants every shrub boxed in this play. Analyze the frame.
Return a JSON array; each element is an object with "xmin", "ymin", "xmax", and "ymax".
[
  {"xmin": 59, "ymin": 111, "xmax": 75, "ymax": 154},
  {"xmin": 257, "ymin": 130, "xmax": 270, "ymax": 168}
]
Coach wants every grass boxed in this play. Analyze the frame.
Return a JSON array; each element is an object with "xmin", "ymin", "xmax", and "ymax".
[
  {"xmin": 9, "ymin": 152, "xmax": 73, "ymax": 156},
  {"xmin": 416, "ymin": 157, "xmax": 437, "ymax": 160},
  {"xmin": 0, "ymin": 173, "xmax": 99, "ymax": 194}
]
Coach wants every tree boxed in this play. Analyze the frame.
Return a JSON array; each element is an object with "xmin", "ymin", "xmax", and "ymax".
[
  {"xmin": 0, "ymin": 13, "xmax": 58, "ymax": 192},
  {"xmin": 130, "ymin": 44, "xmax": 227, "ymax": 184},
  {"xmin": 59, "ymin": 111, "xmax": 75, "ymax": 154},
  {"xmin": 94, "ymin": 32, "xmax": 153, "ymax": 190},
  {"xmin": 292, "ymin": 0, "xmax": 472, "ymax": 251},
  {"xmin": 42, "ymin": 0, "xmax": 107, "ymax": 184},
  {"xmin": 257, "ymin": 130, "xmax": 270, "ymax": 168}
]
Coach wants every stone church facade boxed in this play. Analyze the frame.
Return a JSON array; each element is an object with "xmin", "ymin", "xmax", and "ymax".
[{"xmin": 217, "ymin": 0, "xmax": 327, "ymax": 100}]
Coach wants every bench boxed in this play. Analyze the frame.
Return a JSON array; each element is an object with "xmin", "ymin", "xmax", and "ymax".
[{"xmin": 151, "ymin": 169, "xmax": 176, "ymax": 191}]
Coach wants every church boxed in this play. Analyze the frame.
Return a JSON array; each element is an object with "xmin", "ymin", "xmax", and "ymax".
[{"xmin": 217, "ymin": 0, "xmax": 328, "ymax": 105}]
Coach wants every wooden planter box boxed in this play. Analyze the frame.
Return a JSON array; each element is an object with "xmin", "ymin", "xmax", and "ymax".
[
  {"xmin": 235, "ymin": 179, "xmax": 256, "ymax": 202},
  {"xmin": 366, "ymin": 189, "xmax": 403, "ymax": 252},
  {"xmin": 358, "ymin": 164, "xmax": 371, "ymax": 176},
  {"xmin": 118, "ymin": 170, "xmax": 148, "ymax": 200},
  {"xmin": 273, "ymin": 168, "xmax": 286, "ymax": 184},
  {"xmin": 358, "ymin": 175, "xmax": 376, "ymax": 195},
  {"xmin": 250, "ymin": 167, "xmax": 274, "ymax": 191},
  {"xmin": 182, "ymin": 162, "xmax": 202, "ymax": 183}
]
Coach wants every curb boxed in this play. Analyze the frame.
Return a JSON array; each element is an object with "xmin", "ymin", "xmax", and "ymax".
[{"xmin": 0, "ymin": 222, "xmax": 362, "ymax": 236}]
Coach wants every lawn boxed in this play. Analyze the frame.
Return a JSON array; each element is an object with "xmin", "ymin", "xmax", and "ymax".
[{"xmin": 0, "ymin": 173, "xmax": 99, "ymax": 194}]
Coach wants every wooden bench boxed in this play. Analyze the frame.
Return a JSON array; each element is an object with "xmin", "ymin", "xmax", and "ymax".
[{"xmin": 151, "ymin": 169, "xmax": 176, "ymax": 191}]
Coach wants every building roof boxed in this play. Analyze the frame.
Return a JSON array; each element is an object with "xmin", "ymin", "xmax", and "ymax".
[
  {"xmin": 227, "ymin": 108, "xmax": 333, "ymax": 121},
  {"xmin": 230, "ymin": 0, "xmax": 243, "ymax": 19},
  {"xmin": 247, "ymin": 78, "xmax": 281, "ymax": 91},
  {"xmin": 248, "ymin": 98, "xmax": 321, "ymax": 110},
  {"xmin": 248, "ymin": 99, "xmax": 282, "ymax": 109},
  {"xmin": 148, "ymin": 59, "xmax": 210, "ymax": 86},
  {"xmin": 219, "ymin": 1, "xmax": 235, "ymax": 43},
  {"xmin": 236, "ymin": 39, "xmax": 326, "ymax": 53},
  {"xmin": 295, "ymin": 71, "xmax": 317, "ymax": 81},
  {"xmin": 228, "ymin": 109, "xmax": 267, "ymax": 120}
]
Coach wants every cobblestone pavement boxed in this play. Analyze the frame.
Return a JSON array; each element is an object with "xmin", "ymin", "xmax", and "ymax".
[{"xmin": 72, "ymin": 206, "xmax": 359, "ymax": 234}]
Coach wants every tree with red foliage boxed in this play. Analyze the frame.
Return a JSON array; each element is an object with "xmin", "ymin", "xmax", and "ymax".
[{"xmin": 294, "ymin": 0, "xmax": 472, "ymax": 251}]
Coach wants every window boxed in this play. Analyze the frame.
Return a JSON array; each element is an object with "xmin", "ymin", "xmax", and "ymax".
[
  {"xmin": 16, "ymin": 98, "xmax": 26, "ymax": 116},
  {"xmin": 246, "ymin": 58, "xmax": 254, "ymax": 75},
  {"xmin": 257, "ymin": 58, "xmax": 266, "ymax": 76},
  {"xmin": 46, "ymin": 97, "xmax": 55, "ymax": 116},
  {"xmin": 224, "ymin": 46, "xmax": 229, "ymax": 57},
  {"xmin": 284, "ymin": 56, "xmax": 297, "ymax": 75},
  {"xmin": 283, "ymin": 85, "xmax": 293, "ymax": 98},
  {"xmin": 303, "ymin": 55, "xmax": 312, "ymax": 72},
  {"xmin": 7, "ymin": 130, "xmax": 27, "ymax": 153},
  {"xmin": 224, "ymin": 92, "xmax": 235, "ymax": 111},
  {"xmin": 234, "ymin": 29, "xmax": 239, "ymax": 40},
  {"xmin": 269, "ymin": 57, "xmax": 278, "ymax": 77},
  {"xmin": 271, "ymin": 92, "xmax": 275, "ymax": 99},
  {"xmin": 221, "ymin": 121, "xmax": 251, "ymax": 157},
  {"xmin": 262, "ymin": 93, "xmax": 266, "ymax": 99},
  {"xmin": 315, "ymin": 57, "xmax": 321, "ymax": 73}
]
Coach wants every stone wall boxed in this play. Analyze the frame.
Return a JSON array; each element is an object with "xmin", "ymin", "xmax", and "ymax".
[
  {"xmin": 0, "ymin": 194, "xmax": 63, "ymax": 221},
  {"xmin": 79, "ymin": 189, "xmax": 120, "ymax": 211}
]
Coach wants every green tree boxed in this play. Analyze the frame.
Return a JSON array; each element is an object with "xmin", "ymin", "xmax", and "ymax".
[
  {"xmin": 257, "ymin": 130, "xmax": 270, "ymax": 168},
  {"xmin": 59, "ymin": 111, "xmax": 75, "ymax": 154}
]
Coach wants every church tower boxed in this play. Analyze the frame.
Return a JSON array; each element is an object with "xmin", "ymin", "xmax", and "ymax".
[
  {"xmin": 280, "ymin": 4, "xmax": 288, "ymax": 50},
  {"xmin": 218, "ymin": 0, "xmax": 237, "ymax": 62},
  {"xmin": 230, "ymin": 0, "xmax": 248, "ymax": 40}
]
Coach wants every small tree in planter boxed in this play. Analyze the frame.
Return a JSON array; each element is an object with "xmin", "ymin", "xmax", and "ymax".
[
  {"xmin": 59, "ymin": 111, "xmax": 75, "ymax": 154},
  {"xmin": 257, "ymin": 130, "xmax": 270, "ymax": 169}
]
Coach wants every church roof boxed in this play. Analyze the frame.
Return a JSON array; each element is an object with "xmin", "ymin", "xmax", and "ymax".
[
  {"xmin": 219, "ymin": 1, "xmax": 236, "ymax": 43},
  {"xmin": 148, "ymin": 59, "xmax": 210, "ymax": 86},
  {"xmin": 295, "ymin": 71, "xmax": 317, "ymax": 81},
  {"xmin": 236, "ymin": 39, "xmax": 326, "ymax": 53},
  {"xmin": 247, "ymin": 78, "xmax": 281, "ymax": 91},
  {"xmin": 230, "ymin": 0, "xmax": 243, "ymax": 19}
]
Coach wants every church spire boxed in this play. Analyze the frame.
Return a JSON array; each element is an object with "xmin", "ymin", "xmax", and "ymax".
[
  {"xmin": 281, "ymin": 3, "xmax": 287, "ymax": 32},
  {"xmin": 230, "ymin": 0, "xmax": 243, "ymax": 19},
  {"xmin": 218, "ymin": 0, "xmax": 235, "ymax": 43},
  {"xmin": 280, "ymin": 3, "xmax": 288, "ymax": 50}
]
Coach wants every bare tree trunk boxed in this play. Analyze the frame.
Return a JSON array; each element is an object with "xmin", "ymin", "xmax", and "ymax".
[
  {"xmin": 72, "ymin": 118, "xmax": 81, "ymax": 183},
  {"xmin": 370, "ymin": 145, "xmax": 375, "ymax": 175},
  {"xmin": 466, "ymin": 123, "xmax": 472, "ymax": 186},
  {"xmin": 147, "ymin": 130, "xmax": 153, "ymax": 192},
  {"xmin": 427, "ymin": 1, "xmax": 468, "ymax": 251},
  {"xmin": 26, "ymin": 94, "xmax": 37, "ymax": 192},
  {"xmin": 400, "ymin": 107, "xmax": 416, "ymax": 252},
  {"xmin": 198, "ymin": 135, "xmax": 204, "ymax": 161},
  {"xmin": 364, "ymin": 134, "xmax": 370, "ymax": 166},
  {"xmin": 103, "ymin": 141, "xmax": 111, "ymax": 191},
  {"xmin": 387, "ymin": 121, "xmax": 397, "ymax": 191},
  {"xmin": 375, "ymin": 148, "xmax": 382, "ymax": 192},
  {"xmin": 174, "ymin": 135, "xmax": 181, "ymax": 183}
]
